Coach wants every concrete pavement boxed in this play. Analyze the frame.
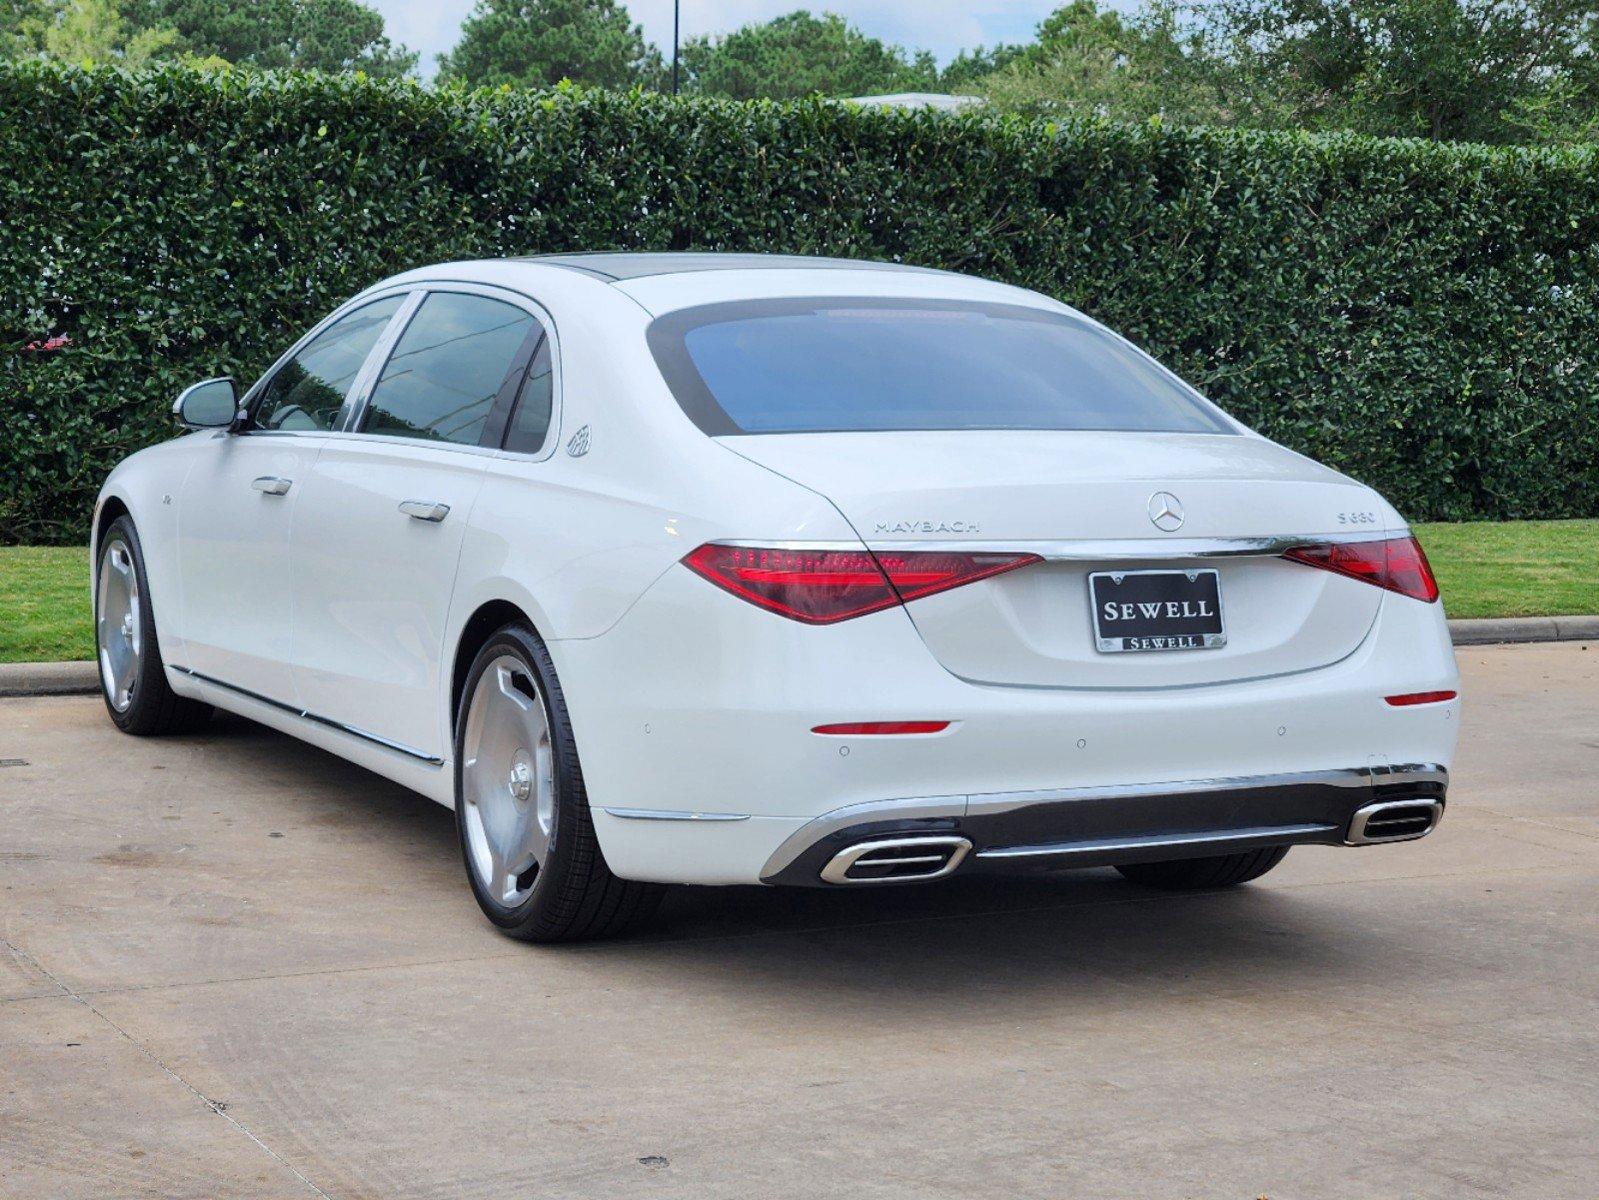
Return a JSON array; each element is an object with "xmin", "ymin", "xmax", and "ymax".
[{"xmin": 1, "ymin": 642, "xmax": 1595, "ymax": 1198}]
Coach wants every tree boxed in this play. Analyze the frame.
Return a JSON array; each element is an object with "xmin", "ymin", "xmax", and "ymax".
[
  {"xmin": 438, "ymin": 0, "xmax": 662, "ymax": 90},
  {"xmin": 1200, "ymin": 0, "xmax": 1599, "ymax": 144},
  {"xmin": 973, "ymin": 1, "xmax": 1267, "ymax": 127},
  {"xmin": 680, "ymin": 10, "xmax": 938, "ymax": 100},
  {"xmin": 125, "ymin": 0, "xmax": 415, "ymax": 76},
  {"xmin": 9, "ymin": 0, "xmax": 179, "ymax": 65},
  {"xmin": 940, "ymin": 43, "xmax": 1028, "ymax": 91}
]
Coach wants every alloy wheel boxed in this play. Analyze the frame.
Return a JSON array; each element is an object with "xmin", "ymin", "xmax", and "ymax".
[
  {"xmin": 96, "ymin": 538, "xmax": 143, "ymax": 713},
  {"xmin": 460, "ymin": 654, "xmax": 556, "ymax": 908}
]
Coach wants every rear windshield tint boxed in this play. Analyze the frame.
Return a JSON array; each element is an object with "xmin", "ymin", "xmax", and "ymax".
[{"xmin": 647, "ymin": 298, "xmax": 1232, "ymax": 436}]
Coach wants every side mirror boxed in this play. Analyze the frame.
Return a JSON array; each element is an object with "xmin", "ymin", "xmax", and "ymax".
[{"xmin": 172, "ymin": 377, "xmax": 241, "ymax": 430}]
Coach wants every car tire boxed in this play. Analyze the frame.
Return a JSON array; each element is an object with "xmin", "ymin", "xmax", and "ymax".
[
  {"xmin": 1114, "ymin": 846, "xmax": 1289, "ymax": 890},
  {"xmin": 94, "ymin": 515, "xmax": 213, "ymax": 736},
  {"xmin": 453, "ymin": 622, "xmax": 664, "ymax": 942}
]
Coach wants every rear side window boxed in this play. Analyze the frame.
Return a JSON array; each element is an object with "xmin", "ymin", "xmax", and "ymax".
[
  {"xmin": 648, "ymin": 298, "xmax": 1232, "ymax": 436},
  {"xmin": 502, "ymin": 334, "xmax": 554, "ymax": 454},
  {"xmin": 253, "ymin": 295, "xmax": 403, "ymax": 432},
  {"xmin": 363, "ymin": 292, "xmax": 537, "ymax": 445}
]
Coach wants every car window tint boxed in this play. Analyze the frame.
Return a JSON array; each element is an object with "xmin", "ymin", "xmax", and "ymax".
[
  {"xmin": 254, "ymin": 296, "xmax": 403, "ymax": 432},
  {"xmin": 650, "ymin": 299, "xmax": 1231, "ymax": 436},
  {"xmin": 502, "ymin": 334, "xmax": 553, "ymax": 454},
  {"xmin": 363, "ymin": 293, "xmax": 535, "ymax": 446}
]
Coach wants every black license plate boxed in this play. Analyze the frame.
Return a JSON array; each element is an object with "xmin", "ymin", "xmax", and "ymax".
[{"xmin": 1089, "ymin": 569, "xmax": 1226, "ymax": 653}]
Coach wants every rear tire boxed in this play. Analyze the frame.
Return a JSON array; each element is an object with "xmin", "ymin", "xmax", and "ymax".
[
  {"xmin": 453, "ymin": 623, "xmax": 664, "ymax": 943},
  {"xmin": 1114, "ymin": 846, "xmax": 1289, "ymax": 890},
  {"xmin": 95, "ymin": 515, "xmax": 212, "ymax": 736}
]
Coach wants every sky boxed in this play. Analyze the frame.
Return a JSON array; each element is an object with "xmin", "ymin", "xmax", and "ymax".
[{"xmin": 369, "ymin": 0, "xmax": 1135, "ymax": 77}]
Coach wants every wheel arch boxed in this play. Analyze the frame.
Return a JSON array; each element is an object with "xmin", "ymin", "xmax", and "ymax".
[
  {"xmin": 451, "ymin": 599, "xmax": 542, "ymax": 735},
  {"xmin": 92, "ymin": 494, "xmax": 132, "ymax": 563}
]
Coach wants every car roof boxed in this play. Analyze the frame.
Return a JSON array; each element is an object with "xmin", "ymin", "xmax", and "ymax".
[{"xmin": 518, "ymin": 251, "xmax": 951, "ymax": 282}]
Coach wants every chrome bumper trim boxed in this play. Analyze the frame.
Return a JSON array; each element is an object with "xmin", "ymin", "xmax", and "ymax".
[
  {"xmin": 820, "ymin": 836, "xmax": 972, "ymax": 885},
  {"xmin": 975, "ymin": 823, "xmax": 1334, "ymax": 862},
  {"xmin": 759, "ymin": 763, "xmax": 1448, "ymax": 880},
  {"xmin": 602, "ymin": 807, "xmax": 750, "ymax": 822}
]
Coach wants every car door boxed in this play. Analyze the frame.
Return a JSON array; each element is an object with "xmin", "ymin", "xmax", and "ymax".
[
  {"xmin": 175, "ymin": 293, "xmax": 406, "ymax": 702},
  {"xmin": 287, "ymin": 285, "xmax": 548, "ymax": 763}
]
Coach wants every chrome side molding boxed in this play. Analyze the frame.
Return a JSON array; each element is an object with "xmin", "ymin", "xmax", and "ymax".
[{"xmin": 170, "ymin": 666, "xmax": 444, "ymax": 766}]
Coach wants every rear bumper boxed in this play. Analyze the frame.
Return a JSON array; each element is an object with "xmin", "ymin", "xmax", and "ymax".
[
  {"xmin": 760, "ymin": 762, "xmax": 1448, "ymax": 886},
  {"xmin": 557, "ymin": 562, "xmax": 1459, "ymax": 885}
]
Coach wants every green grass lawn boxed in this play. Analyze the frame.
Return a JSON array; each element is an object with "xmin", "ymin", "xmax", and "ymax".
[
  {"xmin": 1, "ymin": 520, "xmax": 1594, "ymax": 663},
  {"xmin": 1414, "ymin": 518, "xmax": 1599, "ymax": 621},
  {"xmin": 1, "ymin": 546, "xmax": 93, "ymax": 663}
]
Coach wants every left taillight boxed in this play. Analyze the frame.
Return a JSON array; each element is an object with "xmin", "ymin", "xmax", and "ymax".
[
  {"xmin": 1282, "ymin": 535, "xmax": 1440, "ymax": 603},
  {"xmin": 681, "ymin": 544, "xmax": 1041, "ymax": 624}
]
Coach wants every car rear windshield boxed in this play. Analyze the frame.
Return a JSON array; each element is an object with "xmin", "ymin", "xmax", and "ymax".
[{"xmin": 647, "ymin": 298, "xmax": 1232, "ymax": 436}]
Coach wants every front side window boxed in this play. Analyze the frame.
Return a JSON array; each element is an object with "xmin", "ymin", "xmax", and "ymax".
[
  {"xmin": 648, "ymin": 298, "xmax": 1233, "ymax": 436},
  {"xmin": 362, "ymin": 292, "xmax": 537, "ymax": 446},
  {"xmin": 253, "ymin": 295, "xmax": 403, "ymax": 432}
]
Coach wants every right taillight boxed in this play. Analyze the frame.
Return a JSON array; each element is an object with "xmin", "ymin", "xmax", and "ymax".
[
  {"xmin": 1282, "ymin": 535, "xmax": 1440, "ymax": 603},
  {"xmin": 681, "ymin": 544, "xmax": 1039, "ymax": 624}
]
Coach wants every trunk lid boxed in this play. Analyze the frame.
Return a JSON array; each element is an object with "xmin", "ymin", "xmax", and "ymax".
[{"xmin": 720, "ymin": 431, "xmax": 1388, "ymax": 688}]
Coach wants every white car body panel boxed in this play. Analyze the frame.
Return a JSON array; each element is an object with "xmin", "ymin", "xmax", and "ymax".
[
  {"xmin": 175, "ymin": 432, "xmax": 324, "ymax": 702},
  {"xmin": 94, "ymin": 254, "xmax": 1460, "ymax": 891},
  {"xmin": 289, "ymin": 436, "xmax": 489, "ymax": 762}
]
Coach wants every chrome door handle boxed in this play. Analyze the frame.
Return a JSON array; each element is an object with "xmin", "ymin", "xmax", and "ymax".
[
  {"xmin": 251, "ymin": 476, "xmax": 292, "ymax": 496},
  {"xmin": 399, "ymin": 500, "xmax": 450, "ymax": 523}
]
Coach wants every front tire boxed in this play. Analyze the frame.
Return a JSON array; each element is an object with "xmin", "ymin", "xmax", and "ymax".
[
  {"xmin": 95, "ymin": 515, "xmax": 212, "ymax": 736},
  {"xmin": 453, "ymin": 623, "xmax": 663, "ymax": 942},
  {"xmin": 1114, "ymin": 846, "xmax": 1289, "ymax": 890}
]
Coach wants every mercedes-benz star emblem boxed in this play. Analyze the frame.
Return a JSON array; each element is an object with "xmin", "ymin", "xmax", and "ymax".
[{"xmin": 1147, "ymin": 491, "xmax": 1185, "ymax": 532}]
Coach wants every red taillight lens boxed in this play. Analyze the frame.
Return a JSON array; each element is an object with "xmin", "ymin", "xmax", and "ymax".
[
  {"xmin": 811, "ymin": 721, "xmax": 951, "ymax": 735},
  {"xmin": 1385, "ymin": 690, "xmax": 1457, "ymax": 706},
  {"xmin": 1281, "ymin": 536, "xmax": 1440, "ymax": 603},
  {"xmin": 681, "ymin": 544, "xmax": 1040, "ymax": 624}
]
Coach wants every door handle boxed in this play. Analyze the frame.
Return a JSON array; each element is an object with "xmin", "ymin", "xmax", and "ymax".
[
  {"xmin": 399, "ymin": 499, "xmax": 450, "ymax": 523},
  {"xmin": 251, "ymin": 476, "xmax": 292, "ymax": 496}
]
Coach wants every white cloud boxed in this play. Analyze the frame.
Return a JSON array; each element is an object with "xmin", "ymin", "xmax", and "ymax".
[{"xmin": 369, "ymin": 0, "xmax": 1136, "ymax": 78}]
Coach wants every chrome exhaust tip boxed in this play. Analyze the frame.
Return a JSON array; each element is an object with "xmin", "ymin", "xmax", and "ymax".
[
  {"xmin": 820, "ymin": 836, "xmax": 973, "ymax": 885},
  {"xmin": 1347, "ymin": 798, "xmax": 1443, "ymax": 845}
]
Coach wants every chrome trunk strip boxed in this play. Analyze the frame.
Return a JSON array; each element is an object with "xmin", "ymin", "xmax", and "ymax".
[{"xmin": 716, "ymin": 530, "xmax": 1401, "ymax": 560}]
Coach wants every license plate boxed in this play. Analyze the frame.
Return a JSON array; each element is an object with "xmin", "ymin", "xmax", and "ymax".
[{"xmin": 1089, "ymin": 569, "xmax": 1226, "ymax": 653}]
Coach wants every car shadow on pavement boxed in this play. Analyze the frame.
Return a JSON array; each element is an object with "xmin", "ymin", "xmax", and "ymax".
[{"xmin": 200, "ymin": 713, "xmax": 1392, "ymax": 1011}]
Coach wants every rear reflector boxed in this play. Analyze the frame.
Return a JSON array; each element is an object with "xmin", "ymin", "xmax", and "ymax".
[
  {"xmin": 811, "ymin": 721, "xmax": 951, "ymax": 736},
  {"xmin": 1385, "ymin": 690, "xmax": 1458, "ymax": 706},
  {"xmin": 682, "ymin": 544, "xmax": 1039, "ymax": 624},
  {"xmin": 1282, "ymin": 536, "xmax": 1440, "ymax": 603}
]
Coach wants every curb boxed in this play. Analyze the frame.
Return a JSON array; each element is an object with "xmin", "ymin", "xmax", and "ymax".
[
  {"xmin": 1, "ymin": 617, "xmax": 1593, "ymax": 699},
  {"xmin": 0, "ymin": 660, "xmax": 100, "ymax": 698},
  {"xmin": 1448, "ymin": 615, "xmax": 1599, "ymax": 646}
]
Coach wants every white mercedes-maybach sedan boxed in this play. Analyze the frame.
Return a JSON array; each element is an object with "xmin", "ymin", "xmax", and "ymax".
[{"xmin": 93, "ymin": 253, "xmax": 1460, "ymax": 941}]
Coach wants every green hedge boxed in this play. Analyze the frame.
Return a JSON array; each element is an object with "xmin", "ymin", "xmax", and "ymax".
[{"xmin": 4, "ymin": 62, "xmax": 1598, "ymax": 543}]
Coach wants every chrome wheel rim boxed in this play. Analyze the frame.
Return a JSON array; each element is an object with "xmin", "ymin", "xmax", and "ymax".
[
  {"xmin": 461, "ymin": 654, "xmax": 556, "ymax": 908},
  {"xmin": 96, "ymin": 538, "xmax": 143, "ymax": 713}
]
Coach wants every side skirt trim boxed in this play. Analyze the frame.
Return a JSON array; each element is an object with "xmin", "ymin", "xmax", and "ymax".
[{"xmin": 169, "ymin": 665, "xmax": 444, "ymax": 766}]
